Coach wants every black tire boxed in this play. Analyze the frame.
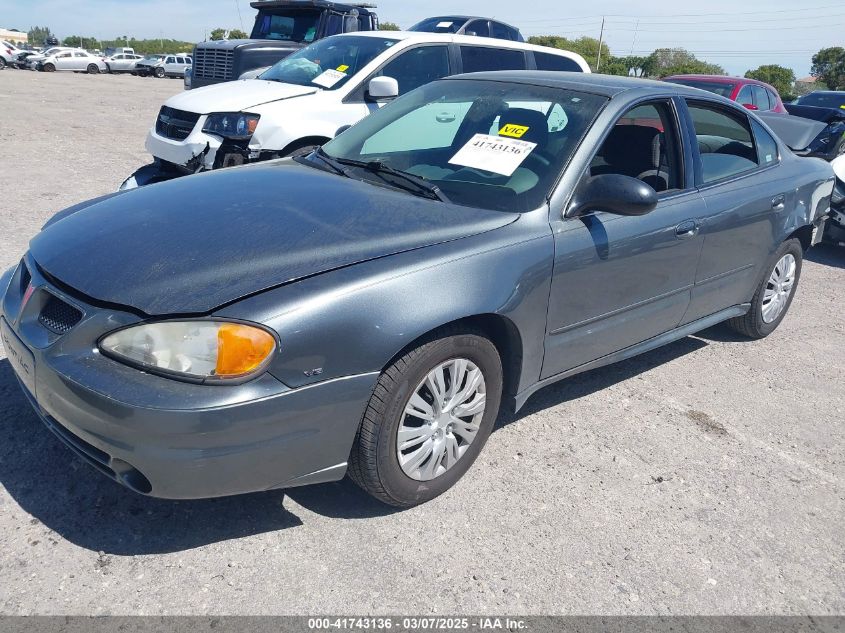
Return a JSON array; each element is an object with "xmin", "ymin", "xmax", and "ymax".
[
  {"xmin": 154, "ymin": 67, "xmax": 165, "ymax": 78},
  {"xmin": 348, "ymin": 329, "xmax": 503, "ymax": 507},
  {"xmin": 42, "ymin": 63, "xmax": 55, "ymax": 73},
  {"xmin": 726, "ymin": 238, "xmax": 803, "ymax": 339},
  {"xmin": 0, "ymin": 58, "xmax": 6, "ymax": 70},
  {"xmin": 87, "ymin": 63, "xmax": 99, "ymax": 74}
]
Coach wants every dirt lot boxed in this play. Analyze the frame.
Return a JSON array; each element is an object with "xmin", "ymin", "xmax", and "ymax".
[{"xmin": 0, "ymin": 70, "xmax": 843, "ymax": 616}]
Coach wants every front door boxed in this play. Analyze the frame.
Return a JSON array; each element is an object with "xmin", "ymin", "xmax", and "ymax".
[{"xmin": 543, "ymin": 99, "xmax": 705, "ymax": 378}]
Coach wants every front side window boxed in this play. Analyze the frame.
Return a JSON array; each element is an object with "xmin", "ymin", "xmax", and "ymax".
[
  {"xmin": 491, "ymin": 22, "xmax": 520, "ymax": 41},
  {"xmin": 590, "ymin": 101, "xmax": 682, "ymax": 193},
  {"xmin": 375, "ymin": 45, "xmax": 450, "ymax": 95},
  {"xmin": 736, "ymin": 85, "xmax": 754, "ymax": 107},
  {"xmin": 687, "ymin": 101, "xmax": 757, "ymax": 184},
  {"xmin": 322, "ymin": 79, "xmax": 607, "ymax": 212},
  {"xmin": 260, "ymin": 35, "xmax": 398, "ymax": 90},
  {"xmin": 252, "ymin": 10, "xmax": 321, "ymax": 42},
  {"xmin": 165, "ymin": 57, "xmax": 175, "ymax": 64},
  {"xmin": 460, "ymin": 46, "xmax": 526, "ymax": 73},
  {"xmin": 74, "ymin": 52, "xmax": 87, "ymax": 57}
]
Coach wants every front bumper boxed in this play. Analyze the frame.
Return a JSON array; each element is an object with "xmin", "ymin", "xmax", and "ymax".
[
  {"xmin": 145, "ymin": 124, "xmax": 222, "ymax": 172},
  {"xmin": 1, "ymin": 257, "xmax": 376, "ymax": 499}
]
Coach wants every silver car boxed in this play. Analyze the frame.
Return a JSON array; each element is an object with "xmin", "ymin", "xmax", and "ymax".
[
  {"xmin": 105, "ymin": 53, "xmax": 143, "ymax": 74},
  {"xmin": 136, "ymin": 53, "xmax": 192, "ymax": 78},
  {"xmin": 38, "ymin": 49, "xmax": 108, "ymax": 74}
]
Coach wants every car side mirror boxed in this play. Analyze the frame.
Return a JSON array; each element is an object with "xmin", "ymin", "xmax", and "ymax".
[
  {"xmin": 335, "ymin": 125, "xmax": 352, "ymax": 136},
  {"xmin": 742, "ymin": 103, "xmax": 759, "ymax": 111},
  {"xmin": 566, "ymin": 174, "xmax": 658, "ymax": 218},
  {"xmin": 367, "ymin": 76, "xmax": 399, "ymax": 102}
]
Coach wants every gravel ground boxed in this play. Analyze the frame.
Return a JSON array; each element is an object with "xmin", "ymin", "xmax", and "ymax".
[{"xmin": 0, "ymin": 70, "xmax": 843, "ymax": 616}]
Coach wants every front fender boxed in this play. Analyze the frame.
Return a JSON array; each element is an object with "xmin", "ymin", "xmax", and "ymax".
[{"xmin": 216, "ymin": 212, "xmax": 554, "ymax": 396}]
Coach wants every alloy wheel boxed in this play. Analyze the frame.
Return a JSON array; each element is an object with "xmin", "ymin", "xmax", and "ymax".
[
  {"xmin": 397, "ymin": 358, "xmax": 487, "ymax": 481},
  {"xmin": 762, "ymin": 253, "xmax": 796, "ymax": 323}
]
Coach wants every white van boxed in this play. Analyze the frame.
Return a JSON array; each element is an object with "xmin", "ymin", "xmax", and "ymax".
[{"xmin": 125, "ymin": 32, "xmax": 588, "ymax": 187}]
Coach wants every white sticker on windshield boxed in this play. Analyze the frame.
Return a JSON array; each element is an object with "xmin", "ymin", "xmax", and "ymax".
[
  {"xmin": 449, "ymin": 134, "xmax": 537, "ymax": 177},
  {"xmin": 312, "ymin": 68, "xmax": 347, "ymax": 88},
  {"xmin": 437, "ymin": 21, "xmax": 454, "ymax": 28}
]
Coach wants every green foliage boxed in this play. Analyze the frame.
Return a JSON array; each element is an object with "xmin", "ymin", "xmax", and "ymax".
[
  {"xmin": 642, "ymin": 48, "xmax": 725, "ymax": 78},
  {"xmin": 379, "ymin": 22, "xmax": 401, "ymax": 31},
  {"xmin": 602, "ymin": 55, "xmax": 648, "ymax": 77},
  {"xmin": 100, "ymin": 37, "xmax": 194, "ymax": 55},
  {"xmin": 744, "ymin": 65, "xmax": 795, "ymax": 96},
  {"xmin": 210, "ymin": 28, "xmax": 249, "ymax": 40},
  {"xmin": 528, "ymin": 35, "xmax": 610, "ymax": 71},
  {"xmin": 27, "ymin": 26, "xmax": 55, "ymax": 47},
  {"xmin": 62, "ymin": 35, "xmax": 100, "ymax": 50},
  {"xmin": 811, "ymin": 47, "xmax": 845, "ymax": 90}
]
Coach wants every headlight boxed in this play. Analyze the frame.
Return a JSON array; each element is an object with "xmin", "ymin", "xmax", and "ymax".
[
  {"xmin": 202, "ymin": 113, "xmax": 260, "ymax": 140},
  {"xmin": 99, "ymin": 321, "xmax": 277, "ymax": 382}
]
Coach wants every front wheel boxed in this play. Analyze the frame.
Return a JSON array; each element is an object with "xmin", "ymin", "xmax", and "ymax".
[
  {"xmin": 0, "ymin": 58, "xmax": 6, "ymax": 70},
  {"xmin": 349, "ymin": 330, "xmax": 503, "ymax": 507},
  {"xmin": 42, "ymin": 63, "xmax": 55, "ymax": 72},
  {"xmin": 726, "ymin": 238, "xmax": 803, "ymax": 339},
  {"xmin": 154, "ymin": 67, "xmax": 165, "ymax": 78}
]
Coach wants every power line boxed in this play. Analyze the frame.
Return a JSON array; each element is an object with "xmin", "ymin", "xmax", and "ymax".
[{"xmin": 518, "ymin": 2, "xmax": 845, "ymax": 22}]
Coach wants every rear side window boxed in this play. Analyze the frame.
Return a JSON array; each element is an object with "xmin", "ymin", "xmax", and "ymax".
[
  {"xmin": 460, "ymin": 46, "xmax": 526, "ymax": 73},
  {"xmin": 751, "ymin": 119, "xmax": 779, "ymax": 166},
  {"xmin": 534, "ymin": 52, "xmax": 582, "ymax": 72},
  {"xmin": 687, "ymin": 101, "xmax": 758, "ymax": 184},
  {"xmin": 752, "ymin": 85, "xmax": 771, "ymax": 111}
]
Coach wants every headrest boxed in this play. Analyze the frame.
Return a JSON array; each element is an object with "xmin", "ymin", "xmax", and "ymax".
[
  {"xmin": 601, "ymin": 125, "xmax": 660, "ymax": 168},
  {"xmin": 497, "ymin": 108, "xmax": 549, "ymax": 147}
]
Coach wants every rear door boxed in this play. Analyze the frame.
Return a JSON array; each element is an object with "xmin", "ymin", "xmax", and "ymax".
[{"xmin": 681, "ymin": 99, "xmax": 786, "ymax": 323}]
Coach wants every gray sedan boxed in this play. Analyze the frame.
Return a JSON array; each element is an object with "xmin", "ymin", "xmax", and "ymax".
[{"xmin": 0, "ymin": 73, "xmax": 833, "ymax": 507}]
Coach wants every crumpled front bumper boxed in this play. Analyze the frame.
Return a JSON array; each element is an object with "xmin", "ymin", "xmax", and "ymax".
[{"xmin": 0, "ymin": 257, "xmax": 377, "ymax": 499}]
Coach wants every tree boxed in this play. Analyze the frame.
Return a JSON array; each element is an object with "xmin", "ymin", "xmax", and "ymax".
[
  {"xmin": 811, "ymin": 47, "xmax": 845, "ymax": 90},
  {"xmin": 210, "ymin": 28, "xmax": 248, "ymax": 40},
  {"xmin": 642, "ymin": 48, "xmax": 724, "ymax": 78},
  {"xmin": 528, "ymin": 35, "xmax": 610, "ymax": 71},
  {"xmin": 745, "ymin": 65, "xmax": 795, "ymax": 97},
  {"xmin": 603, "ymin": 55, "xmax": 648, "ymax": 77},
  {"xmin": 209, "ymin": 28, "xmax": 228, "ymax": 41},
  {"xmin": 229, "ymin": 29, "xmax": 248, "ymax": 39},
  {"xmin": 379, "ymin": 22, "xmax": 401, "ymax": 31},
  {"xmin": 27, "ymin": 26, "xmax": 55, "ymax": 47},
  {"xmin": 63, "ymin": 35, "xmax": 100, "ymax": 50}
]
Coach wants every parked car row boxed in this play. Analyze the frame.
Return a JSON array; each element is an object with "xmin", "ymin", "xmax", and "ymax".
[{"xmin": 2, "ymin": 45, "xmax": 192, "ymax": 78}]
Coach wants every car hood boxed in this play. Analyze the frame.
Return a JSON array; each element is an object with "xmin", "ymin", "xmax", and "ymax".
[
  {"xmin": 30, "ymin": 162, "xmax": 517, "ymax": 315},
  {"xmin": 162, "ymin": 80, "xmax": 317, "ymax": 114}
]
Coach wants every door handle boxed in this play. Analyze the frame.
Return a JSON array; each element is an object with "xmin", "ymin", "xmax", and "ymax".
[
  {"xmin": 772, "ymin": 195, "xmax": 786, "ymax": 210},
  {"xmin": 436, "ymin": 112, "xmax": 456, "ymax": 123},
  {"xmin": 675, "ymin": 220, "xmax": 700, "ymax": 239}
]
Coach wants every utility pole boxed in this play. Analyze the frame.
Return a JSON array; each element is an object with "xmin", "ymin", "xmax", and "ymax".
[{"xmin": 596, "ymin": 16, "xmax": 605, "ymax": 72}]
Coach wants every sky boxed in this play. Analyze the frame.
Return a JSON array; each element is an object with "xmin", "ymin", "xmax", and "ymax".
[{"xmin": 0, "ymin": 0, "xmax": 841, "ymax": 78}]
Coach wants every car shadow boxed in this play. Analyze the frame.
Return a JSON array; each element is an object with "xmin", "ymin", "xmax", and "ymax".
[
  {"xmin": 0, "ymin": 334, "xmax": 709, "ymax": 554},
  {"xmin": 807, "ymin": 243, "xmax": 845, "ymax": 269}
]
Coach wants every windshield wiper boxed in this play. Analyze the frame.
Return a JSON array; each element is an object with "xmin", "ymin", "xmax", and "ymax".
[
  {"xmin": 309, "ymin": 147, "xmax": 355, "ymax": 178},
  {"xmin": 333, "ymin": 158, "xmax": 449, "ymax": 203}
]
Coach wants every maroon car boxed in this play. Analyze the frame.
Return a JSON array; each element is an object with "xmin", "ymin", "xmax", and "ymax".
[{"xmin": 664, "ymin": 75, "xmax": 788, "ymax": 114}]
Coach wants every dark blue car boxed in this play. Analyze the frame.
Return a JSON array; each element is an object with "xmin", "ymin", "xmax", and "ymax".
[{"xmin": 0, "ymin": 72, "xmax": 834, "ymax": 507}]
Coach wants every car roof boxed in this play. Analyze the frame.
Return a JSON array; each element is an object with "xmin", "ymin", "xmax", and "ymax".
[
  {"xmin": 443, "ymin": 70, "xmax": 719, "ymax": 98},
  {"xmin": 339, "ymin": 30, "xmax": 583, "ymax": 57}
]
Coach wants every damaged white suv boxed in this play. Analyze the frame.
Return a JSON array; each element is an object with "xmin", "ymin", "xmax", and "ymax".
[{"xmin": 122, "ymin": 31, "xmax": 588, "ymax": 189}]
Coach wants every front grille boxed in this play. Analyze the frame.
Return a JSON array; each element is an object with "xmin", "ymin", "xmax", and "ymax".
[
  {"xmin": 193, "ymin": 46, "xmax": 234, "ymax": 81},
  {"xmin": 155, "ymin": 105, "xmax": 201, "ymax": 141},
  {"xmin": 38, "ymin": 294, "xmax": 83, "ymax": 334}
]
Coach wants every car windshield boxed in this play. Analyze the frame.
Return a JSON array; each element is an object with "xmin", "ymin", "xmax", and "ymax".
[
  {"xmin": 666, "ymin": 79, "xmax": 736, "ymax": 98},
  {"xmin": 409, "ymin": 17, "xmax": 469, "ymax": 33},
  {"xmin": 319, "ymin": 79, "xmax": 607, "ymax": 212},
  {"xmin": 259, "ymin": 35, "xmax": 398, "ymax": 90},
  {"xmin": 251, "ymin": 9, "xmax": 322, "ymax": 42},
  {"xmin": 795, "ymin": 92, "xmax": 845, "ymax": 109}
]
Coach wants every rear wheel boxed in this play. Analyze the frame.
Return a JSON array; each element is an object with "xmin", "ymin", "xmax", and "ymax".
[
  {"xmin": 726, "ymin": 238, "xmax": 803, "ymax": 339},
  {"xmin": 87, "ymin": 63, "xmax": 99, "ymax": 74},
  {"xmin": 349, "ymin": 330, "xmax": 503, "ymax": 507}
]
